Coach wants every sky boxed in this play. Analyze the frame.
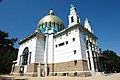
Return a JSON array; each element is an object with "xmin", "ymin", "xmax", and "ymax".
[{"xmin": 0, "ymin": 0, "xmax": 120, "ymax": 55}]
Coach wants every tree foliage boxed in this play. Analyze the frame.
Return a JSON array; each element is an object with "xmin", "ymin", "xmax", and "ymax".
[
  {"xmin": 0, "ymin": 30, "xmax": 18, "ymax": 74},
  {"xmin": 102, "ymin": 50, "xmax": 120, "ymax": 73}
]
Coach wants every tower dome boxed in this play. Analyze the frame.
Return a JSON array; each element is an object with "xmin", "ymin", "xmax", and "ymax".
[{"xmin": 37, "ymin": 9, "xmax": 64, "ymax": 33}]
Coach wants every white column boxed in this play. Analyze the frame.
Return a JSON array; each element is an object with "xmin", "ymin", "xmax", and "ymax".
[
  {"xmin": 19, "ymin": 55, "xmax": 22, "ymax": 66},
  {"xmin": 47, "ymin": 27, "xmax": 54, "ymax": 76},
  {"xmin": 51, "ymin": 27, "xmax": 54, "ymax": 76},
  {"xmin": 88, "ymin": 43, "xmax": 95, "ymax": 71},
  {"xmin": 27, "ymin": 53, "xmax": 30, "ymax": 65},
  {"xmin": 44, "ymin": 35, "xmax": 48, "ymax": 77},
  {"xmin": 44, "ymin": 27, "xmax": 48, "ymax": 77},
  {"xmin": 29, "ymin": 52, "xmax": 31, "ymax": 64},
  {"xmin": 38, "ymin": 62, "xmax": 41, "ymax": 77}
]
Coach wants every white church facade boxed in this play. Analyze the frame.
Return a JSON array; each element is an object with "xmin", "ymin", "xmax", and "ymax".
[{"xmin": 11, "ymin": 5, "xmax": 102, "ymax": 77}]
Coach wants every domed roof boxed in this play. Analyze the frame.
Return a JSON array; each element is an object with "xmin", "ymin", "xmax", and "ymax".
[
  {"xmin": 37, "ymin": 9, "xmax": 64, "ymax": 33},
  {"xmin": 38, "ymin": 9, "xmax": 64, "ymax": 26}
]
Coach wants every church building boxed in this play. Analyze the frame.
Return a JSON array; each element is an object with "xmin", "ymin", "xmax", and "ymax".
[{"xmin": 11, "ymin": 5, "xmax": 102, "ymax": 77}]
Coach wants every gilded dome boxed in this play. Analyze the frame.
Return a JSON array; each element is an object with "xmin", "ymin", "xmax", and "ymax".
[
  {"xmin": 37, "ymin": 9, "xmax": 64, "ymax": 33},
  {"xmin": 38, "ymin": 15, "xmax": 64, "ymax": 26}
]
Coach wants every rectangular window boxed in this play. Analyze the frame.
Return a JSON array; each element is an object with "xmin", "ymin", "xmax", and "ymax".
[
  {"xmin": 74, "ymin": 72, "xmax": 77, "ymax": 76},
  {"xmin": 59, "ymin": 42, "xmax": 64, "ymax": 47},
  {"xmin": 74, "ymin": 50, "xmax": 76, "ymax": 54},
  {"xmin": 71, "ymin": 16, "xmax": 74, "ymax": 23},
  {"xmin": 66, "ymin": 32, "xmax": 68, "ymax": 36},
  {"xmin": 55, "ymin": 45, "xmax": 57, "ymax": 48},
  {"xmin": 55, "ymin": 73, "xmax": 57, "ymax": 76},
  {"xmin": 66, "ymin": 41, "xmax": 68, "ymax": 45},
  {"xmin": 63, "ymin": 73, "xmax": 66, "ymax": 76},
  {"xmin": 73, "ymin": 38, "xmax": 75, "ymax": 41},
  {"xmin": 74, "ymin": 60, "xmax": 77, "ymax": 66}
]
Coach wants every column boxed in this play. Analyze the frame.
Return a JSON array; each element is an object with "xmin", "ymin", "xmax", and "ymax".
[
  {"xmin": 44, "ymin": 28, "xmax": 49, "ymax": 77},
  {"xmin": 88, "ymin": 42, "xmax": 95, "ymax": 71},
  {"xmin": 38, "ymin": 62, "xmax": 41, "ymax": 77},
  {"xmin": 27, "ymin": 52, "xmax": 31, "ymax": 65},
  {"xmin": 29, "ymin": 52, "xmax": 31, "ymax": 64},
  {"xmin": 50, "ymin": 27, "xmax": 54, "ymax": 76},
  {"xmin": 19, "ymin": 55, "xmax": 22, "ymax": 66},
  {"xmin": 27, "ymin": 53, "xmax": 30, "ymax": 65}
]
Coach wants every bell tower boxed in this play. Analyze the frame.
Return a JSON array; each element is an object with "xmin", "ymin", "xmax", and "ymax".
[{"xmin": 68, "ymin": 4, "xmax": 80, "ymax": 27}]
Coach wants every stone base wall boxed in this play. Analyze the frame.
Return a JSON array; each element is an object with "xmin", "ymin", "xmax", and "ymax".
[
  {"xmin": 11, "ymin": 60, "xmax": 91, "ymax": 77},
  {"xmin": 11, "ymin": 65, "xmax": 20, "ymax": 73},
  {"xmin": 24, "ymin": 73, "xmax": 38, "ymax": 77},
  {"xmin": 11, "ymin": 63, "xmax": 39, "ymax": 77},
  {"xmin": 11, "ymin": 71, "xmax": 91, "ymax": 77},
  {"xmin": 50, "ymin": 71, "xmax": 91, "ymax": 77},
  {"xmin": 47, "ymin": 60, "xmax": 90, "ymax": 77},
  {"xmin": 47, "ymin": 60, "xmax": 88, "ymax": 75},
  {"xmin": 11, "ymin": 73, "xmax": 38, "ymax": 77},
  {"xmin": 27, "ymin": 63, "xmax": 39, "ymax": 73}
]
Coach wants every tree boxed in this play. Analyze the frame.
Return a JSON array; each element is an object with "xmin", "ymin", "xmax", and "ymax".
[
  {"xmin": 102, "ymin": 50, "xmax": 120, "ymax": 73},
  {"xmin": 0, "ymin": 30, "xmax": 18, "ymax": 74}
]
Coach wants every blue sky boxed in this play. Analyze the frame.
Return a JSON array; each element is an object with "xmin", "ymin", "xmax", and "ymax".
[{"xmin": 0, "ymin": 0, "xmax": 120, "ymax": 55}]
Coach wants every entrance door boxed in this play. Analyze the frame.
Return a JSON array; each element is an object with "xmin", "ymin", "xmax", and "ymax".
[{"xmin": 47, "ymin": 67, "xmax": 50, "ymax": 76}]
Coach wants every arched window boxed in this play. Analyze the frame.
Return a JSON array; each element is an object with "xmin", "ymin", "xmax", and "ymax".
[
  {"xmin": 57, "ymin": 23, "xmax": 59, "ymax": 27},
  {"xmin": 49, "ymin": 21, "xmax": 51, "ymax": 27},
  {"xmin": 53, "ymin": 22, "xmax": 55, "ymax": 27},
  {"xmin": 42, "ymin": 23, "xmax": 44, "ymax": 27},
  {"xmin": 71, "ymin": 16, "xmax": 74, "ymax": 23},
  {"xmin": 45, "ymin": 22, "xmax": 47, "ymax": 27},
  {"xmin": 22, "ymin": 47, "xmax": 29, "ymax": 65},
  {"xmin": 77, "ymin": 16, "xmax": 79, "ymax": 23}
]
